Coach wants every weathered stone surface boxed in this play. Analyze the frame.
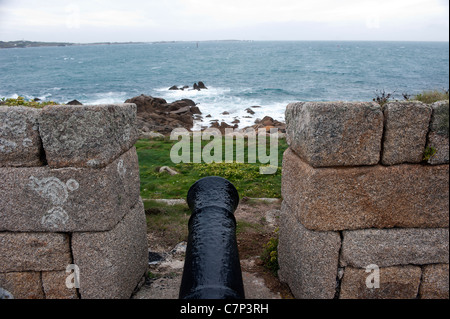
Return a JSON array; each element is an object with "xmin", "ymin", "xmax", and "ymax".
[
  {"xmin": 72, "ymin": 200, "xmax": 148, "ymax": 299},
  {"xmin": 341, "ymin": 228, "xmax": 449, "ymax": 268},
  {"xmin": 282, "ymin": 148, "xmax": 449, "ymax": 231},
  {"xmin": 285, "ymin": 101, "xmax": 383, "ymax": 167},
  {"xmin": 0, "ymin": 232, "xmax": 71, "ymax": 272},
  {"xmin": 42, "ymin": 271, "xmax": 79, "ymax": 299},
  {"xmin": 39, "ymin": 103, "xmax": 138, "ymax": 168},
  {"xmin": 339, "ymin": 266, "xmax": 422, "ymax": 299},
  {"xmin": 278, "ymin": 201, "xmax": 341, "ymax": 299},
  {"xmin": 382, "ymin": 101, "xmax": 432, "ymax": 165},
  {"xmin": 0, "ymin": 272, "xmax": 44, "ymax": 299},
  {"xmin": 0, "ymin": 106, "xmax": 43, "ymax": 167},
  {"xmin": 427, "ymin": 100, "xmax": 449, "ymax": 165},
  {"xmin": 0, "ymin": 147, "xmax": 140, "ymax": 232},
  {"xmin": 419, "ymin": 264, "xmax": 449, "ymax": 299}
]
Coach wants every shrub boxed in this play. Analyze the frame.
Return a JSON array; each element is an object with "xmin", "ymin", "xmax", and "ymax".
[
  {"xmin": 260, "ymin": 229, "xmax": 279, "ymax": 276},
  {"xmin": 1, "ymin": 96, "xmax": 58, "ymax": 108},
  {"xmin": 413, "ymin": 89, "xmax": 449, "ymax": 104}
]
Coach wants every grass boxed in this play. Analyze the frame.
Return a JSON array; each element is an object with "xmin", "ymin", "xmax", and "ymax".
[
  {"xmin": 413, "ymin": 90, "xmax": 449, "ymax": 104},
  {"xmin": 144, "ymin": 200, "xmax": 191, "ymax": 248},
  {"xmin": 136, "ymin": 136, "xmax": 288, "ymax": 200}
]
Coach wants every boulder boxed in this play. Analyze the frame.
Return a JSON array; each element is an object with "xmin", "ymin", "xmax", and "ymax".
[
  {"xmin": 168, "ymin": 85, "xmax": 179, "ymax": 90},
  {"xmin": 198, "ymin": 81, "xmax": 207, "ymax": 89},
  {"xmin": 245, "ymin": 108, "xmax": 255, "ymax": 115},
  {"xmin": 124, "ymin": 95, "xmax": 201, "ymax": 135},
  {"xmin": 159, "ymin": 166, "xmax": 179, "ymax": 175},
  {"xmin": 66, "ymin": 99, "xmax": 82, "ymax": 105}
]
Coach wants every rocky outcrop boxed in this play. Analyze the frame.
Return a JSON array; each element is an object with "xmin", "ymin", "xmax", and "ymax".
[
  {"xmin": 168, "ymin": 82, "xmax": 207, "ymax": 91},
  {"xmin": 66, "ymin": 100, "xmax": 82, "ymax": 105},
  {"xmin": 124, "ymin": 94, "xmax": 201, "ymax": 135}
]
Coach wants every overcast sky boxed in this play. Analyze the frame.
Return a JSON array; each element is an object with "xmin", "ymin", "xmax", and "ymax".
[{"xmin": 0, "ymin": 0, "xmax": 448, "ymax": 42}]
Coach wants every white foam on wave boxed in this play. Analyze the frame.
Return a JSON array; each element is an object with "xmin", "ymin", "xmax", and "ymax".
[
  {"xmin": 83, "ymin": 91, "xmax": 129, "ymax": 105},
  {"xmin": 155, "ymin": 85, "xmax": 288, "ymax": 130}
]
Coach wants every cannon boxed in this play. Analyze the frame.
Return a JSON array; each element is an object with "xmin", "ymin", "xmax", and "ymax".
[{"xmin": 179, "ymin": 176, "xmax": 245, "ymax": 299}]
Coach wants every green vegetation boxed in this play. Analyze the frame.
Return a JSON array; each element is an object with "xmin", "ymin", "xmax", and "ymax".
[
  {"xmin": 260, "ymin": 229, "xmax": 280, "ymax": 276},
  {"xmin": 423, "ymin": 146, "xmax": 437, "ymax": 162},
  {"xmin": 144, "ymin": 200, "xmax": 191, "ymax": 248},
  {"xmin": 136, "ymin": 136, "xmax": 287, "ymax": 199},
  {"xmin": 1, "ymin": 96, "xmax": 58, "ymax": 108},
  {"xmin": 373, "ymin": 89, "xmax": 449, "ymax": 106},
  {"xmin": 413, "ymin": 90, "xmax": 449, "ymax": 104}
]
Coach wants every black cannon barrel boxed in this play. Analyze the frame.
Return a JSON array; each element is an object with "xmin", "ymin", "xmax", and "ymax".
[{"xmin": 179, "ymin": 176, "xmax": 245, "ymax": 299}]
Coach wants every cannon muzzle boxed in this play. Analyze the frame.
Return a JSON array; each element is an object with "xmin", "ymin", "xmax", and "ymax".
[{"xmin": 179, "ymin": 176, "xmax": 245, "ymax": 299}]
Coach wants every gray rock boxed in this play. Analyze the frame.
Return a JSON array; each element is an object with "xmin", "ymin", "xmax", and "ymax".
[
  {"xmin": 0, "ymin": 106, "xmax": 44, "ymax": 167},
  {"xmin": 426, "ymin": 100, "xmax": 449, "ymax": 165},
  {"xmin": 341, "ymin": 228, "xmax": 449, "ymax": 268},
  {"xmin": 285, "ymin": 101, "xmax": 383, "ymax": 167},
  {"xmin": 382, "ymin": 101, "xmax": 432, "ymax": 165},
  {"xmin": 39, "ymin": 103, "xmax": 138, "ymax": 168},
  {"xmin": 278, "ymin": 201, "xmax": 341, "ymax": 299},
  {"xmin": 281, "ymin": 148, "xmax": 449, "ymax": 231},
  {"xmin": 72, "ymin": 200, "xmax": 148, "ymax": 299},
  {"xmin": 339, "ymin": 266, "xmax": 422, "ymax": 299},
  {"xmin": 0, "ymin": 232, "xmax": 71, "ymax": 272},
  {"xmin": 0, "ymin": 147, "xmax": 140, "ymax": 232},
  {"xmin": 159, "ymin": 166, "xmax": 179, "ymax": 175}
]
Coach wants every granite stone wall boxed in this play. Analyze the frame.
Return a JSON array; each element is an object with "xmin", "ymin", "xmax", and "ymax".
[
  {"xmin": 279, "ymin": 100, "xmax": 449, "ymax": 299},
  {"xmin": 0, "ymin": 104, "xmax": 148, "ymax": 299}
]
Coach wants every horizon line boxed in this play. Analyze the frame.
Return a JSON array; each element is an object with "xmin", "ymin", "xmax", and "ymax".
[{"xmin": 1, "ymin": 39, "xmax": 449, "ymax": 45}]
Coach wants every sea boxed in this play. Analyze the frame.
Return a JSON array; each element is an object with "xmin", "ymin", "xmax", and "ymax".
[{"xmin": 0, "ymin": 41, "xmax": 448, "ymax": 128}]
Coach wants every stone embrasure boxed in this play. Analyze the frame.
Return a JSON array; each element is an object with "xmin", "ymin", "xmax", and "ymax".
[{"xmin": 282, "ymin": 148, "xmax": 449, "ymax": 231}]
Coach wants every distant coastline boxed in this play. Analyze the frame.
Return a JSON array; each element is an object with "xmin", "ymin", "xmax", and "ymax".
[
  {"xmin": 0, "ymin": 39, "xmax": 251, "ymax": 49},
  {"xmin": 0, "ymin": 40, "xmax": 149, "ymax": 49}
]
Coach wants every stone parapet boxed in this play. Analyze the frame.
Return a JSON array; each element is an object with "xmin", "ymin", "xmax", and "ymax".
[
  {"xmin": 0, "ymin": 104, "xmax": 147, "ymax": 299},
  {"xmin": 280, "ymin": 100, "xmax": 449, "ymax": 299}
]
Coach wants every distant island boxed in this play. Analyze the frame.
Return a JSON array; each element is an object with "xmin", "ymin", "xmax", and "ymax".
[
  {"xmin": 0, "ymin": 40, "xmax": 249, "ymax": 49},
  {"xmin": 0, "ymin": 40, "xmax": 147, "ymax": 49}
]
